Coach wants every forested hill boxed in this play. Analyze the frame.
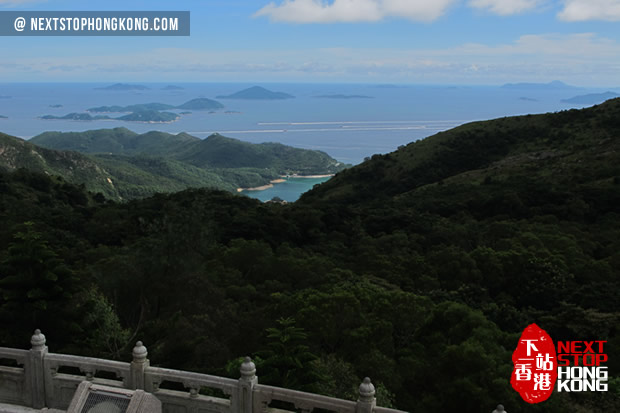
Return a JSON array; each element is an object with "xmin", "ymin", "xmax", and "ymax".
[
  {"xmin": 31, "ymin": 128, "xmax": 202, "ymax": 157},
  {"xmin": 302, "ymin": 98, "xmax": 620, "ymax": 205},
  {"xmin": 1, "ymin": 101, "xmax": 619, "ymax": 412},
  {"xmin": 1, "ymin": 129, "xmax": 347, "ymax": 200},
  {"xmin": 32, "ymin": 128, "xmax": 346, "ymax": 174}
]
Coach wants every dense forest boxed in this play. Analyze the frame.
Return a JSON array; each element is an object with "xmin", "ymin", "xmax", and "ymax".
[{"xmin": 1, "ymin": 99, "xmax": 620, "ymax": 412}]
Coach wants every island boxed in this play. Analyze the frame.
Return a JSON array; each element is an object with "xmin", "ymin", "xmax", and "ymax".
[
  {"xmin": 95, "ymin": 83, "xmax": 150, "ymax": 91},
  {"xmin": 0, "ymin": 115, "xmax": 7, "ymax": 119},
  {"xmin": 175, "ymin": 98, "xmax": 224, "ymax": 110},
  {"xmin": 40, "ymin": 110, "xmax": 180, "ymax": 123},
  {"xmin": 216, "ymin": 86, "xmax": 294, "ymax": 100},
  {"xmin": 49, "ymin": 104, "xmax": 63, "ymax": 108},
  {"xmin": 88, "ymin": 98, "xmax": 223, "ymax": 113},
  {"xmin": 162, "ymin": 85, "xmax": 184, "ymax": 90},
  {"xmin": 88, "ymin": 103, "xmax": 175, "ymax": 113},
  {"xmin": 561, "ymin": 91, "xmax": 620, "ymax": 104},
  {"xmin": 519, "ymin": 97, "xmax": 538, "ymax": 102},
  {"xmin": 39, "ymin": 113, "xmax": 112, "ymax": 121},
  {"xmin": 501, "ymin": 80, "xmax": 578, "ymax": 90},
  {"xmin": 116, "ymin": 110, "xmax": 180, "ymax": 123},
  {"xmin": 315, "ymin": 94, "xmax": 373, "ymax": 99}
]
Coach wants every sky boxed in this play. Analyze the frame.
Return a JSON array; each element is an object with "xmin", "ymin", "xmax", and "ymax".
[{"xmin": 1, "ymin": 0, "xmax": 619, "ymax": 86}]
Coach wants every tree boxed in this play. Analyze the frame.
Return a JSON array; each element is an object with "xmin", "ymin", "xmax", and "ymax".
[
  {"xmin": 258, "ymin": 317, "xmax": 324, "ymax": 391},
  {"xmin": 0, "ymin": 222, "xmax": 78, "ymax": 346}
]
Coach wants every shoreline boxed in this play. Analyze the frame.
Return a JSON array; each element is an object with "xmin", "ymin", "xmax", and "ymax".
[
  {"xmin": 237, "ymin": 175, "xmax": 333, "ymax": 193},
  {"xmin": 280, "ymin": 174, "xmax": 335, "ymax": 179}
]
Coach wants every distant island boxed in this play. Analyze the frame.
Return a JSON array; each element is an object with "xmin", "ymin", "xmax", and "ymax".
[
  {"xmin": 116, "ymin": 110, "xmax": 180, "ymax": 123},
  {"xmin": 88, "ymin": 98, "xmax": 223, "ymax": 113},
  {"xmin": 49, "ymin": 104, "xmax": 63, "ymax": 108},
  {"xmin": 161, "ymin": 85, "xmax": 184, "ymax": 90},
  {"xmin": 176, "ymin": 98, "xmax": 225, "ymax": 110},
  {"xmin": 519, "ymin": 97, "xmax": 538, "ymax": 102},
  {"xmin": 501, "ymin": 80, "xmax": 578, "ymax": 90},
  {"xmin": 40, "ymin": 113, "xmax": 112, "ymax": 121},
  {"xmin": 95, "ymin": 83, "xmax": 150, "ymax": 91},
  {"xmin": 0, "ymin": 95, "xmax": 10, "ymax": 99},
  {"xmin": 315, "ymin": 94, "xmax": 374, "ymax": 99},
  {"xmin": 371, "ymin": 84, "xmax": 407, "ymax": 89},
  {"xmin": 0, "ymin": 115, "xmax": 7, "ymax": 119},
  {"xmin": 561, "ymin": 91, "xmax": 620, "ymax": 104},
  {"xmin": 216, "ymin": 86, "xmax": 294, "ymax": 100},
  {"xmin": 40, "ymin": 110, "xmax": 181, "ymax": 123}
]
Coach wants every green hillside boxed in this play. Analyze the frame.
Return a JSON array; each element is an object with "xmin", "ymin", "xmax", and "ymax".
[
  {"xmin": 32, "ymin": 128, "xmax": 198, "ymax": 156},
  {"xmin": 303, "ymin": 98, "xmax": 620, "ymax": 204},
  {"xmin": 7, "ymin": 129, "xmax": 348, "ymax": 200},
  {"xmin": 175, "ymin": 133, "xmax": 345, "ymax": 174},
  {"xmin": 32, "ymin": 129, "xmax": 348, "ymax": 174},
  {"xmin": 0, "ymin": 132, "xmax": 120, "ymax": 198}
]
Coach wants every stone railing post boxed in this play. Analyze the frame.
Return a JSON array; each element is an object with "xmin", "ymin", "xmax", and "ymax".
[
  {"xmin": 235, "ymin": 357, "xmax": 257, "ymax": 413},
  {"xmin": 28, "ymin": 329, "xmax": 48, "ymax": 409},
  {"xmin": 356, "ymin": 377, "xmax": 376, "ymax": 413},
  {"xmin": 129, "ymin": 341, "xmax": 149, "ymax": 390}
]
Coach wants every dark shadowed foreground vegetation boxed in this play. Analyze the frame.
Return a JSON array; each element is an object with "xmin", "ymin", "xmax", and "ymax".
[{"xmin": 2, "ymin": 100, "xmax": 620, "ymax": 412}]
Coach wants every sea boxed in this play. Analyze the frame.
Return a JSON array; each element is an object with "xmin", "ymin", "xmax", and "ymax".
[{"xmin": 0, "ymin": 82, "xmax": 612, "ymax": 201}]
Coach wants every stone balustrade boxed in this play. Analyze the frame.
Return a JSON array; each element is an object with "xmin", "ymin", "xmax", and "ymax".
[{"xmin": 0, "ymin": 330, "xmax": 409, "ymax": 413}]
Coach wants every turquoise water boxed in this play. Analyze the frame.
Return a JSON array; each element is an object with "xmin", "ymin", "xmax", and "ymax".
[{"xmin": 242, "ymin": 177, "xmax": 330, "ymax": 202}]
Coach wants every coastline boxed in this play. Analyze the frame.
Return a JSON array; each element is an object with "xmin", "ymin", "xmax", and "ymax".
[
  {"xmin": 237, "ymin": 175, "xmax": 333, "ymax": 193},
  {"xmin": 280, "ymin": 174, "xmax": 335, "ymax": 179}
]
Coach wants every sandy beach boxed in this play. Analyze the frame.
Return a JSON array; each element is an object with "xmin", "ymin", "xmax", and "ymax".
[
  {"xmin": 281, "ymin": 174, "xmax": 335, "ymax": 179},
  {"xmin": 237, "ymin": 183, "xmax": 274, "ymax": 192},
  {"xmin": 238, "ymin": 175, "xmax": 333, "ymax": 193}
]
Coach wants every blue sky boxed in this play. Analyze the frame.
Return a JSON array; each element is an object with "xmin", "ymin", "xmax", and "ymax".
[{"xmin": 1, "ymin": 0, "xmax": 619, "ymax": 85}]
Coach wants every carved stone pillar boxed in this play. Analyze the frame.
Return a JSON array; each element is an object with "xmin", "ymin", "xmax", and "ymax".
[
  {"xmin": 28, "ymin": 329, "xmax": 48, "ymax": 409},
  {"xmin": 236, "ymin": 357, "xmax": 258, "ymax": 413},
  {"xmin": 356, "ymin": 377, "xmax": 376, "ymax": 413},
  {"xmin": 129, "ymin": 341, "xmax": 149, "ymax": 390}
]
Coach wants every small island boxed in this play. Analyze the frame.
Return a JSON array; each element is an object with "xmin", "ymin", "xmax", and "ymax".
[
  {"xmin": 39, "ymin": 113, "xmax": 111, "ymax": 121},
  {"xmin": 162, "ymin": 85, "xmax": 184, "ymax": 90},
  {"xmin": 519, "ymin": 97, "xmax": 538, "ymax": 102},
  {"xmin": 561, "ymin": 91, "xmax": 620, "ymax": 104},
  {"xmin": 88, "ymin": 103, "xmax": 175, "ymax": 113},
  {"xmin": 501, "ymin": 80, "xmax": 577, "ymax": 90},
  {"xmin": 0, "ymin": 115, "xmax": 7, "ymax": 119},
  {"xmin": 88, "ymin": 98, "xmax": 223, "ymax": 113},
  {"xmin": 117, "ymin": 110, "xmax": 180, "ymax": 123},
  {"xmin": 95, "ymin": 83, "xmax": 150, "ymax": 91},
  {"xmin": 315, "ymin": 94, "xmax": 373, "ymax": 99},
  {"xmin": 40, "ymin": 110, "xmax": 180, "ymax": 123},
  {"xmin": 49, "ymin": 104, "xmax": 63, "ymax": 108},
  {"xmin": 176, "ymin": 98, "xmax": 224, "ymax": 110},
  {"xmin": 216, "ymin": 86, "xmax": 294, "ymax": 100}
]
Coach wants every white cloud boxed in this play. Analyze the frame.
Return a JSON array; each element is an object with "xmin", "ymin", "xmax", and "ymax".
[
  {"xmin": 2, "ymin": 33, "xmax": 619, "ymax": 85},
  {"xmin": 558, "ymin": 0, "xmax": 620, "ymax": 21},
  {"xmin": 254, "ymin": 0, "xmax": 457, "ymax": 23},
  {"xmin": 468, "ymin": 0, "xmax": 544, "ymax": 15}
]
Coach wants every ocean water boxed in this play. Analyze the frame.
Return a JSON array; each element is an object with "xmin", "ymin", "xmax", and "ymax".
[
  {"xmin": 0, "ymin": 82, "xmax": 609, "ymax": 201},
  {"xmin": 241, "ymin": 177, "xmax": 330, "ymax": 203}
]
